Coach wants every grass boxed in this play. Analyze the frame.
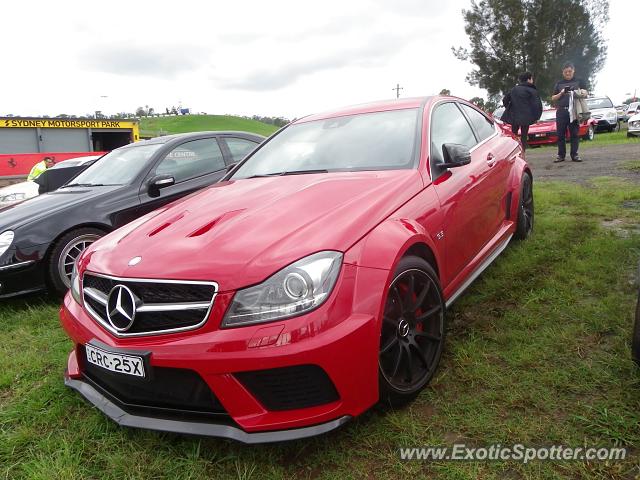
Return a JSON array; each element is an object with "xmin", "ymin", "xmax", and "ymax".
[
  {"xmin": 2, "ymin": 178, "xmax": 640, "ymax": 479},
  {"xmin": 139, "ymin": 115, "xmax": 280, "ymax": 138},
  {"xmin": 621, "ymin": 160, "xmax": 640, "ymax": 173}
]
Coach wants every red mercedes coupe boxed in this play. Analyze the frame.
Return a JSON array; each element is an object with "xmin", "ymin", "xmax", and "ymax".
[
  {"xmin": 60, "ymin": 96, "xmax": 533, "ymax": 443},
  {"xmin": 526, "ymin": 109, "xmax": 597, "ymax": 146}
]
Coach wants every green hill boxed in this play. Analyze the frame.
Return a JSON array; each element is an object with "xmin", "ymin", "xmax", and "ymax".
[{"xmin": 139, "ymin": 115, "xmax": 279, "ymax": 138}]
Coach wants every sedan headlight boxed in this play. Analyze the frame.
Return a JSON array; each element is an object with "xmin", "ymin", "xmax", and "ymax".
[
  {"xmin": 0, "ymin": 231, "xmax": 14, "ymax": 257},
  {"xmin": 71, "ymin": 262, "xmax": 82, "ymax": 305},
  {"xmin": 222, "ymin": 251, "xmax": 343, "ymax": 328}
]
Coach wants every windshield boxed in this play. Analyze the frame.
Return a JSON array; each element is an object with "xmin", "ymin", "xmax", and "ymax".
[
  {"xmin": 586, "ymin": 97, "xmax": 614, "ymax": 109},
  {"xmin": 69, "ymin": 144, "xmax": 163, "ymax": 186},
  {"xmin": 538, "ymin": 110, "xmax": 557, "ymax": 122},
  {"xmin": 230, "ymin": 108, "xmax": 419, "ymax": 179}
]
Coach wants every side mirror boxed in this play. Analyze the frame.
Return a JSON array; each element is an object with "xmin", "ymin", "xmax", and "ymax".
[
  {"xmin": 440, "ymin": 143, "xmax": 471, "ymax": 168},
  {"xmin": 147, "ymin": 175, "xmax": 175, "ymax": 196}
]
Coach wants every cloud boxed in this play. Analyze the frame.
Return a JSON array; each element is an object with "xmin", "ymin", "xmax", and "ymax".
[
  {"xmin": 77, "ymin": 44, "xmax": 211, "ymax": 78},
  {"xmin": 216, "ymin": 33, "xmax": 410, "ymax": 91}
]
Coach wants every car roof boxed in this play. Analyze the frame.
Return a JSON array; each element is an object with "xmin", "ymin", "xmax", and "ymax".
[
  {"xmin": 139, "ymin": 131, "xmax": 265, "ymax": 146},
  {"xmin": 295, "ymin": 97, "xmax": 433, "ymax": 124}
]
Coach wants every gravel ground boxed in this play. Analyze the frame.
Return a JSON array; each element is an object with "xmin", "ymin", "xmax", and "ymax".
[{"xmin": 525, "ymin": 143, "xmax": 640, "ymax": 183}]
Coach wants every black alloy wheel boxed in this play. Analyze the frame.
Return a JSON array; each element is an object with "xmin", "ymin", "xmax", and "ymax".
[
  {"xmin": 515, "ymin": 173, "xmax": 534, "ymax": 240},
  {"xmin": 379, "ymin": 256, "xmax": 445, "ymax": 407}
]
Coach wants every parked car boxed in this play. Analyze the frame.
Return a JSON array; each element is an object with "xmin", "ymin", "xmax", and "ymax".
[
  {"xmin": 617, "ymin": 104, "xmax": 630, "ymax": 122},
  {"xmin": 628, "ymin": 112, "xmax": 640, "ymax": 138},
  {"xmin": 0, "ymin": 181, "xmax": 39, "ymax": 208},
  {"xmin": 0, "ymin": 155, "xmax": 101, "ymax": 209},
  {"xmin": 60, "ymin": 96, "xmax": 533, "ymax": 443},
  {"xmin": 626, "ymin": 102, "xmax": 640, "ymax": 120},
  {"xmin": 527, "ymin": 109, "xmax": 597, "ymax": 146},
  {"xmin": 586, "ymin": 96, "xmax": 618, "ymax": 132},
  {"xmin": 492, "ymin": 108, "xmax": 596, "ymax": 146},
  {"xmin": 33, "ymin": 155, "xmax": 102, "ymax": 194},
  {"xmin": 0, "ymin": 131, "xmax": 264, "ymax": 298}
]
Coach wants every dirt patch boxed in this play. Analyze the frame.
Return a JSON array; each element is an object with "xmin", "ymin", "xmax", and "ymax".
[
  {"xmin": 600, "ymin": 218, "xmax": 640, "ymax": 237},
  {"xmin": 525, "ymin": 143, "xmax": 640, "ymax": 183}
]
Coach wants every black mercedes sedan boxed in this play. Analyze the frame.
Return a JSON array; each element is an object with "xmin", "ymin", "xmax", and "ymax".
[{"xmin": 0, "ymin": 131, "xmax": 264, "ymax": 297}]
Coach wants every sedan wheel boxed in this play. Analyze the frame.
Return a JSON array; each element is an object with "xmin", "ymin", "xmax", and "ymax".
[
  {"xmin": 379, "ymin": 256, "xmax": 445, "ymax": 407},
  {"xmin": 515, "ymin": 173, "xmax": 534, "ymax": 240},
  {"xmin": 585, "ymin": 125, "xmax": 595, "ymax": 141},
  {"xmin": 48, "ymin": 228, "xmax": 104, "ymax": 295}
]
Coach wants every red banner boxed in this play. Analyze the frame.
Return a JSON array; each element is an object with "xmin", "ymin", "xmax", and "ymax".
[{"xmin": 0, "ymin": 152, "xmax": 106, "ymax": 177}]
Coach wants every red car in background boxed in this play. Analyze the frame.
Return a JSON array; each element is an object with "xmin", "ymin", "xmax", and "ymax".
[
  {"xmin": 60, "ymin": 96, "xmax": 533, "ymax": 443},
  {"xmin": 494, "ymin": 107, "xmax": 596, "ymax": 146},
  {"xmin": 526, "ymin": 109, "xmax": 597, "ymax": 146}
]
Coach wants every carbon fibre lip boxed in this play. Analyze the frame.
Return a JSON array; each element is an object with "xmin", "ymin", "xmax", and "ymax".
[{"xmin": 64, "ymin": 373, "xmax": 351, "ymax": 443}]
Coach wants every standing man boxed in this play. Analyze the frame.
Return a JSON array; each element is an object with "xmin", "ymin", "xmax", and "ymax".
[
  {"xmin": 502, "ymin": 72, "xmax": 543, "ymax": 149},
  {"xmin": 551, "ymin": 62, "xmax": 588, "ymax": 162},
  {"xmin": 27, "ymin": 157, "xmax": 55, "ymax": 181}
]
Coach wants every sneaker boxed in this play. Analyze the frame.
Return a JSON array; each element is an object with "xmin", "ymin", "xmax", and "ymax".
[
  {"xmin": 571, "ymin": 156, "xmax": 582, "ymax": 162},
  {"xmin": 554, "ymin": 156, "xmax": 565, "ymax": 163}
]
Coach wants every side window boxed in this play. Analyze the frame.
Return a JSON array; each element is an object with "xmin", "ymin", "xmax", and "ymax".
[
  {"xmin": 430, "ymin": 103, "xmax": 477, "ymax": 163},
  {"xmin": 224, "ymin": 137, "xmax": 259, "ymax": 162},
  {"xmin": 155, "ymin": 138, "xmax": 225, "ymax": 183},
  {"xmin": 460, "ymin": 104, "xmax": 496, "ymax": 142}
]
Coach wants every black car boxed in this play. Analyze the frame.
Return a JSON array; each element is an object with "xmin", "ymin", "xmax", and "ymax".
[{"xmin": 0, "ymin": 131, "xmax": 264, "ymax": 297}]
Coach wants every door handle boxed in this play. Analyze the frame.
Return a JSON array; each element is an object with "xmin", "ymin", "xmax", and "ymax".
[{"xmin": 486, "ymin": 153, "xmax": 496, "ymax": 167}]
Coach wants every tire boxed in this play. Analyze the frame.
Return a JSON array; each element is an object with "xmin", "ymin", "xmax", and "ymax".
[
  {"xmin": 378, "ymin": 256, "xmax": 446, "ymax": 408},
  {"xmin": 47, "ymin": 227, "xmax": 104, "ymax": 295},
  {"xmin": 514, "ymin": 173, "xmax": 534, "ymax": 240},
  {"xmin": 583, "ymin": 125, "xmax": 595, "ymax": 141}
]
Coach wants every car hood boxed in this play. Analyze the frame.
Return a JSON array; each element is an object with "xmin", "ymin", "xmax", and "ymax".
[
  {"xmin": 0, "ymin": 185, "xmax": 123, "ymax": 230},
  {"xmin": 628, "ymin": 113, "xmax": 640, "ymax": 122},
  {"xmin": 85, "ymin": 170, "xmax": 424, "ymax": 291},
  {"xmin": 589, "ymin": 107, "xmax": 616, "ymax": 115},
  {"xmin": 529, "ymin": 120, "xmax": 556, "ymax": 133}
]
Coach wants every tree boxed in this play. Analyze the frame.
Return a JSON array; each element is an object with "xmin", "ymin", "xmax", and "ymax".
[
  {"xmin": 453, "ymin": 0, "xmax": 609, "ymax": 100},
  {"xmin": 135, "ymin": 106, "xmax": 147, "ymax": 117},
  {"xmin": 439, "ymin": 88, "xmax": 451, "ymax": 95}
]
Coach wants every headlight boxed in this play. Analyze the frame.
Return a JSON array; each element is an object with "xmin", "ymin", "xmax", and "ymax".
[
  {"xmin": 0, "ymin": 231, "xmax": 14, "ymax": 257},
  {"xmin": 71, "ymin": 262, "xmax": 82, "ymax": 305},
  {"xmin": 222, "ymin": 251, "xmax": 343, "ymax": 328},
  {"xmin": 606, "ymin": 112, "xmax": 617, "ymax": 119}
]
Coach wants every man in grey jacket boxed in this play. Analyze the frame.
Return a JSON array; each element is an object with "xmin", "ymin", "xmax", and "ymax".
[{"xmin": 501, "ymin": 72, "xmax": 543, "ymax": 149}]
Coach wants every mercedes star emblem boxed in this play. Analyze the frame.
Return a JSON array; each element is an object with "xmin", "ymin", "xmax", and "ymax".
[{"xmin": 106, "ymin": 285, "xmax": 138, "ymax": 332}]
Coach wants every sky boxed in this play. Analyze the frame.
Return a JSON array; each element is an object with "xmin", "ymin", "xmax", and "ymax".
[{"xmin": 1, "ymin": 0, "xmax": 637, "ymax": 120}]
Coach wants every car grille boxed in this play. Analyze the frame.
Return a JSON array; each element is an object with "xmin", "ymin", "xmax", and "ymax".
[
  {"xmin": 80, "ymin": 346, "xmax": 227, "ymax": 417},
  {"xmin": 235, "ymin": 365, "xmax": 340, "ymax": 411},
  {"xmin": 82, "ymin": 272, "xmax": 217, "ymax": 336}
]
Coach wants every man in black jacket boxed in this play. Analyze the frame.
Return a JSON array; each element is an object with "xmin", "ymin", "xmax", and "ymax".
[
  {"xmin": 501, "ymin": 72, "xmax": 543, "ymax": 149},
  {"xmin": 551, "ymin": 62, "xmax": 588, "ymax": 162}
]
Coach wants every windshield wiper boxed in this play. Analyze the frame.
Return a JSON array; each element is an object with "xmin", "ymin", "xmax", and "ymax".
[
  {"xmin": 247, "ymin": 169, "xmax": 328, "ymax": 179},
  {"xmin": 60, "ymin": 183, "xmax": 116, "ymax": 188}
]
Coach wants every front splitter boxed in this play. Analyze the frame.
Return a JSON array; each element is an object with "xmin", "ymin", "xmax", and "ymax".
[{"xmin": 64, "ymin": 374, "xmax": 351, "ymax": 444}]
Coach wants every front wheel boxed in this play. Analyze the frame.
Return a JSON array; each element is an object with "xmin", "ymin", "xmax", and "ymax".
[
  {"xmin": 514, "ymin": 173, "xmax": 534, "ymax": 240},
  {"xmin": 47, "ymin": 228, "xmax": 104, "ymax": 295},
  {"xmin": 583, "ymin": 125, "xmax": 595, "ymax": 141},
  {"xmin": 378, "ymin": 256, "xmax": 446, "ymax": 408}
]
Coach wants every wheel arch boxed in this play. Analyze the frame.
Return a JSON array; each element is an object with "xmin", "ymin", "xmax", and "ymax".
[{"xmin": 43, "ymin": 223, "xmax": 112, "ymax": 265}]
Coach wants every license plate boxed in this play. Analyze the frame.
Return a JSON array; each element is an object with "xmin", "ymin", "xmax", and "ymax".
[
  {"xmin": 536, "ymin": 133, "xmax": 546, "ymax": 137},
  {"xmin": 85, "ymin": 344, "xmax": 145, "ymax": 377}
]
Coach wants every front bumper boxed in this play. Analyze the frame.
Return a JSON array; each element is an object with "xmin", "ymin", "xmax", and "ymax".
[
  {"xmin": 0, "ymin": 259, "xmax": 46, "ymax": 298},
  {"xmin": 60, "ymin": 264, "xmax": 388, "ymax": 441},
  {"xmin": 65, "ymin": 374, "xmax": 351, "ymax": 443}
]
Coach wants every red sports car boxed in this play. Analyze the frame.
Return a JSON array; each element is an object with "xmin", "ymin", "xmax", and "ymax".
[
  {"xmin": 60, "ymin": 96, "xmax": 533, "ymax": 443},
  {"xmin": 525, "ymin": 109, "xmax": 596, "ymax": 146}
]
